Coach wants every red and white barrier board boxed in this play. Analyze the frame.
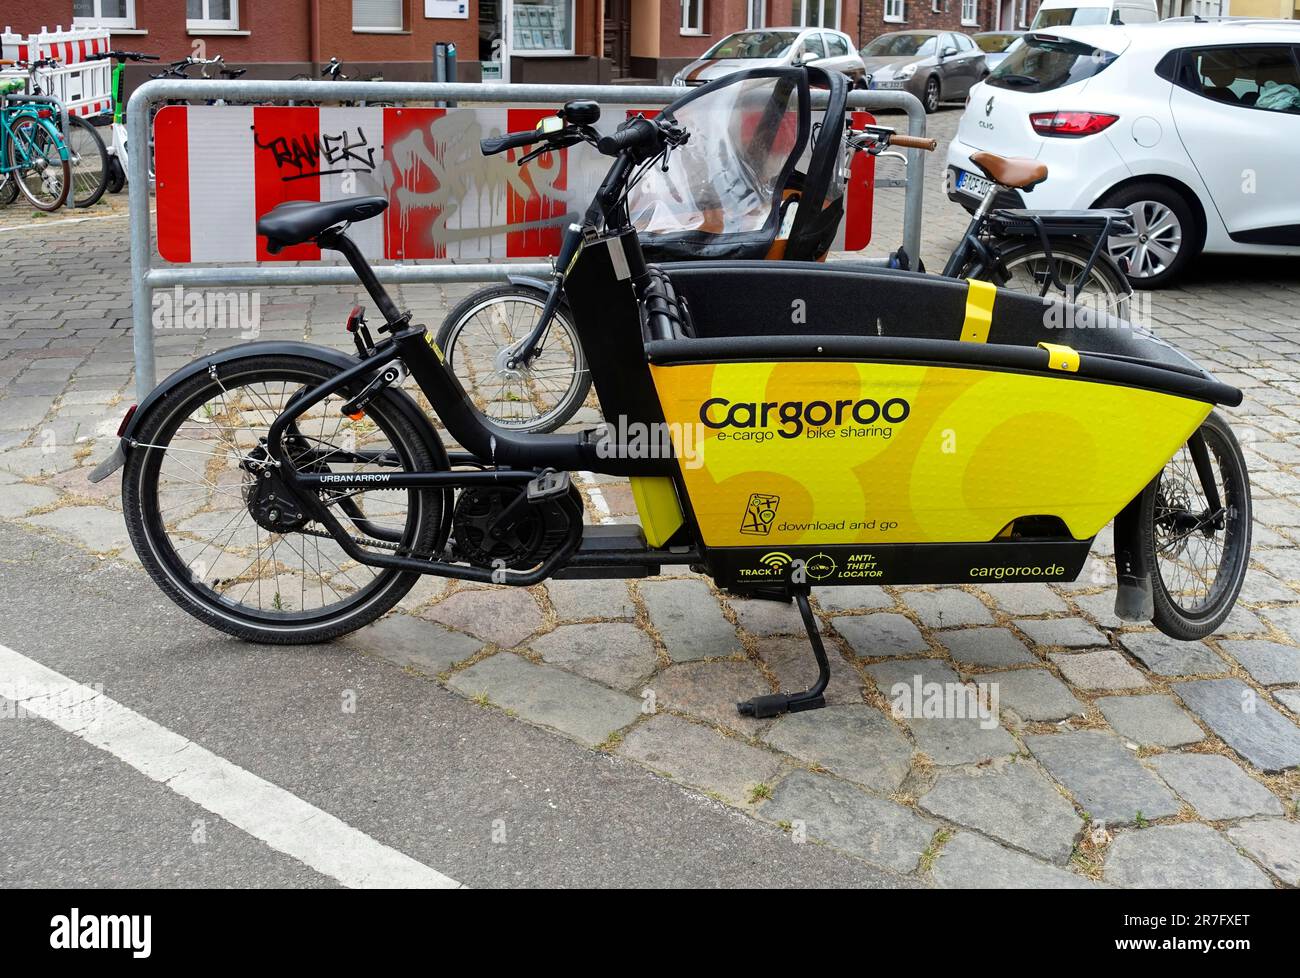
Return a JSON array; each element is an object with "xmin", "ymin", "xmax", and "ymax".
[
  {"xmin": 153, "ymin": 104, "xmax": 875, "ymax": 264},
  {"xmin": 0, "ymin": 26, "xmax": 112, "ymax": 117}
]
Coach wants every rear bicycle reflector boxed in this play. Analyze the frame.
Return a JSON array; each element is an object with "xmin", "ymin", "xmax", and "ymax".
[
  {"xmin": 1029, "ymin": 111, "xmax": 1119, "ymax": 137},
  {"xmin": 116, "ymin": 404, "xmax": 137, "ymax": 437}
]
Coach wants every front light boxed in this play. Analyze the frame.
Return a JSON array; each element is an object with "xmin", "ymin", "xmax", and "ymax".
[{"xmin": 896, "ymin": 64, "xmax": 917, "ymax": 81}]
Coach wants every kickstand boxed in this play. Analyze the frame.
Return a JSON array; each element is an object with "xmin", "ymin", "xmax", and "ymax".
[{"xmin": 737, "ymin": 590, "xmax": 829, "ymax": 719}]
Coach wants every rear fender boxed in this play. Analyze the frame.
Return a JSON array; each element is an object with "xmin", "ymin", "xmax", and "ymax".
[
  {"xmin": 506, "ymin": 274, "xmax": 553, "ymax": 293},
  {"xmin": 90, "ymin": 340, "xmax": 446, "ymax": 482},
  {"xmin": 1112, "ymin": 483, "xmax": 1154, "ymax": 622}
]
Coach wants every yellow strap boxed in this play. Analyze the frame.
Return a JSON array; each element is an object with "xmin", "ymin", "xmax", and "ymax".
[
  {"xmin": 961, "ymin": 278, "xmax": 997, "ymax": 343},
  {"xmin": 630, "ymin": 476, "xmax": 684, "ymax": 548},
  {"xmin": 1038, "ymin": 342, "xmax": 1081, "ymax": 373}
]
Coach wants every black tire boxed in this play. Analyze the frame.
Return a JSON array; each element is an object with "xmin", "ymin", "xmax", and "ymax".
[
  {"xmin": 122, "ymin": 353, "xmax": 447, "ymax": 644},
  {"xmin": 436, "ymin": 284, "xmax": 591, "ymax": 433},
  {"xmin": 67, "ymin": 115, "xmax": 110, "ymax": 208},
  {"xmin": 967, "ymin": 238, "xmax": 1133, "ymax": 323},
  {"xmin": 106, "ymin": 155, "xmax": 126, "ymax": 194},
  {"xmin": 1141, "ymin": 411, "xmax": 1251, "ymax": 641},
  {"xmin": 923, "ymin": 75, "xmax": 941, "ymax": 113},
  {"xmin": 1098, "ymin": 181, "xmax": 1198, "ymax": 289},
  {"xmin": 0, "ymin": 170, "xmax": 17, "ymax": 206},
  {"xmin": 7, "ymin": 115, "xmax": 70, "ymax": 211}
]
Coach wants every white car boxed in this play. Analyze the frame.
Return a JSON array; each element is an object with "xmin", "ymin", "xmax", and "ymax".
[
  {"xmin": 946, "ymin": 20, "xmax": 1300, "ymax": 286},
  {"xmin": 671, "ymin": 27, "xmax": 867, "ymax": 88}
]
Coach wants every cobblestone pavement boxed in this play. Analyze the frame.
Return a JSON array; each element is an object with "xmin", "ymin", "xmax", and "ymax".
[{"xmin": 2, "ymin": 107, "xmax": 1299, "ymax": 888}]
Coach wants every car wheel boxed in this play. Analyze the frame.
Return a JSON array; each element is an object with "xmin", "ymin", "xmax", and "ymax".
[
  {"xmin": 923, "ymin": 76, "xmax": 941, "ymax": 113},
  {"xmin": 1100, "ymin": 182, "xmax": 1198, "ymax": 289}
]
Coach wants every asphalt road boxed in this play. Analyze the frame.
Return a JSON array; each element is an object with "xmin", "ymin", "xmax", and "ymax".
[{"xmin": 0, "ymin": 520, "xmax": 919, "ymax": 888}]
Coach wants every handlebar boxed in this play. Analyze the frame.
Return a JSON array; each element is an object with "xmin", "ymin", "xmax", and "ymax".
[
  {"xmin": 596, "ymin": 116, "xmax": 661, "ymax": 158},
  {"xmin": 891, "ymin": 133, "xmax": 937, "ymax": 151},
  {"xmin": 86, "ymin": 50, "xmax": 159, "ymax": 62},
  {"xmin": 480, "ymin": 129, "xmax": 546, "ymax": 156}
]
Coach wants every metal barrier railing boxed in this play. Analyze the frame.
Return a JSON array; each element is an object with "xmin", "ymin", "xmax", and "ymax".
[{"xmin": 127, "ymin": 78, "xmax": 928, "ymax": 401}]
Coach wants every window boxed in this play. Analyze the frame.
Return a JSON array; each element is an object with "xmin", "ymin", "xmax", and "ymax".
[
  {"xmin": 353, "ymin": 0, "xmax": 404, "ymax": 31},
  {"xmin": 72, "ymin": 0, "xmax": 135, "ymax": 28},
  {"xmin": 1186, "ymin": 46, "xmax": 1300, "ymax": 113},
  {"xmin": 883, "ymin": 0, "xmax": 905, "ymax": 24},
  {"xmin": 747, "ymin": 0, "xmax": 766, "ymax": 28},
  {"xmin": 796, "ymin": 33, "xmax": 826, "ymax": 61},
  {"xmin": 682, "ymin": 0, "xmax": 705, "ymax": 34},
  {"xmin": 187, "ymin": 0, "xmax": 238, "ymax": 30},
  {"xmin": 514, "ymin": 0, "xmax": 575, "ymax": 53},
  {"xmin": 987, "ymin": 33, "xmax": 1118, "ymax": 92},
  {"xmin": 790, "ymin": 0, "xmax": 839, "ymax": 29},
  {"xmin": 825, "ymin": 33, "xmax": 850, "ymax": 57},
  {"xmin": 956, "ymin": 33, "xmax": 974, "ymax": 51},
  {"xmin": 961, "ymin": 0, "xmax": 978, "ymax": 25}
]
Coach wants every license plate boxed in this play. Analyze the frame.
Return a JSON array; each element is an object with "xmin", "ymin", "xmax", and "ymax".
[
  {"xmin": 873, "ymin": 80, "xmax": 905, "ymax": 90},
  {"xmin": 956, "ymin": 169, "xmax": 993, "ymax": 199}
]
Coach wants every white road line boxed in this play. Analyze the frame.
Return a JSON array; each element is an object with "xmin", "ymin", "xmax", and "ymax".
[
  {"xmin": 0, "ymin": 642, "xmax": 463, "ymax": 889},
  {"xmin": 0, "ymin": 210, "xmax": 135, "ymax": 234}
]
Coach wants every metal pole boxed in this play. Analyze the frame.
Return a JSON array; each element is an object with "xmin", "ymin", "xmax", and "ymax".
[
  {"xmin": 847, "ymin": 88, "xmax": 927, "ymax": 264},
  {"xmin": 127, "ymin": 81, "xmax": 154, "ymax": 402},
  {"xmin": 126, "ymin": 79, "xmax": 927, "ymax": 402}
]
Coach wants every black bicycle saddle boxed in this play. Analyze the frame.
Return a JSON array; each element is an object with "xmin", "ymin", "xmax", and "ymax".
[{"xmin": 257, "ymin": 196, "xmax": 388, "ymax": 250}]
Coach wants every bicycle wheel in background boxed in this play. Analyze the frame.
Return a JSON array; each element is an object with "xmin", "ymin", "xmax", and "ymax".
[
  {"xmin": 66, "ymin": 115, "xmax": 109, "ymax": 207},
  {"xmin": 7, "ymin": 115, "xmax": 70, "ymax": 211},
  {"xmin": 0, "ymin": 170, "xmax": 17, "ymax": 205},
  {"xmin": 436, "ymin": 284, "xmax": 591, "ymax": 433},
  {"xmin": 971, "ymin": 239, "xmax": 1132, "ymax": 323}
]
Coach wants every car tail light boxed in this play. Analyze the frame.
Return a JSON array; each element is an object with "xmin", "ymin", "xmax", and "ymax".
[
  {"xmin": 116, "ymin": 404, "xmax": 137, "ymax": 437},
  {"xmin": 1029, "ymin": 111, "xmax": 1119, "ymax": 137}
]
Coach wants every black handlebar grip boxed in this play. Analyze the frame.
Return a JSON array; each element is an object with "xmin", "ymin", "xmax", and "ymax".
[
  {"xmin": 596, "ymin": 117, "xmax": 661, "ymax": 158},
  {"xmin": 480, "ymin": 129, "xmax": 544, "ymax": 156}
]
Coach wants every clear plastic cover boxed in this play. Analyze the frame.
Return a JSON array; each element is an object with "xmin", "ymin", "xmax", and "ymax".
[{"xmin": 629, "ymin": 74, "xmax": 803, "ymax": 245}]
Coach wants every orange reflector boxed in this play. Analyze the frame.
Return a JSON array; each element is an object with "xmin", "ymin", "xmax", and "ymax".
[{"xmin": 347, "ymin": 410, "xmax": 365, "ymax": 421}]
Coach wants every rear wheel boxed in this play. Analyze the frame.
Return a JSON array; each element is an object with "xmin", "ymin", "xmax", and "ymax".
[
  {"xmin": 1141, "ymin": 411, "xmax": 1251, "ymax": 641},
  {"xmin": 7, "ymin": 115, "xmax": 70, "ymax": 211},
  {"xmin": 0, "ymin": 170, "xmax": 17, "ymax": 206},
  {"xmin": 121, "ymin": 354, "xmax": 447, "ymax": 644},
  {"xmin": 970, "ymin": 238, "xmax": 1133, "ymax": 322},
  {"xmin": 436, "ymin": 284, "xmax": 591, "ymax": 433},
  {"xmin": 1100, "ymin": 182, "xmax": 1197, "ymax": 289},
  {"xmin": 67, "ymin": 115, "xmax": 109, "ymax": 208}
]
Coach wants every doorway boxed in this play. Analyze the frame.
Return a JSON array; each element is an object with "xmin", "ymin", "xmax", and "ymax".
[{"xmin": 604, "ymin": 0, "xmax": 632, "ymax": 77}]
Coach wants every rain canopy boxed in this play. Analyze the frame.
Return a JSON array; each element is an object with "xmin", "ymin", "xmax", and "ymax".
[{"xmin": 629, "ymin": 68, "xmax": 813, "ymax": 261}]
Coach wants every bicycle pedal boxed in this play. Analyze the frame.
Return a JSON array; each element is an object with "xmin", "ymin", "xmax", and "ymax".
[{"xmin": 527, "ymin": 469, "xmax": 571, "ymax": 503}]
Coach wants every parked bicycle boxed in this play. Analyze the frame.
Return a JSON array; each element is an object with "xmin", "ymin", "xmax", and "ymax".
[
  {"xmin": 290, "ymin": 57, "xmax": 394, "ymax": 108},
  {"xmin": 438, "ymin": 79, "xmax": 1132, "ymax": 432},
  {"xmin": 96, "ymin": 68, "xmax": 1249, "ymax": 715},
  {"xmin": 16, "ymin": 56, "xmax": 110, "ymax": 207},
  {"xmin": 0, "ymin": 68, "xmax": 70, "ymax": 211},
  {"xmin": 85, "ymin": 49, "xmax": 160, "ymax": 194}
]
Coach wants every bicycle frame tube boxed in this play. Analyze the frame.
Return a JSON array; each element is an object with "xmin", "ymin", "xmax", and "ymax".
[{"xmin": 941, "ymin": 182, "xmax": 1001, "ymax": 279}]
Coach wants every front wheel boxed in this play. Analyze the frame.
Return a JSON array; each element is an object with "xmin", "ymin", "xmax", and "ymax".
[
  {"xmin": 923, "ymin": 76, "xmax": 941, "ymax": 113},
  {"xmin": 436, "ymin": 284, "xmax": 591, "ymax": 433},
  {"xmin": 1141, "ymin": 411, "xmax": 1251, "ymax": 641},
  {"xmin": 121, "ymin": 353, "xmax": 448, "ymax": 644},
  {"xmin": 7, "ymin": 115, "xmax": 70, "ymax": 211},
  {"xmin": 970, "ymin": 238, "xmax": 1133, "ymax": 323}
]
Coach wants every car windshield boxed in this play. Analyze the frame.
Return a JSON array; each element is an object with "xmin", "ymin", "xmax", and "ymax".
[
  {"xmin": 862, "ymin": 33, "xmax": 938, "ymax": 57},
  {"xmin": 976, "ymin": 33, "xmax": 1020, "ymax": 53},
  {"xmin": 1030, "ymin": 7, "xmax": 1111, "ymax": 28},
  {"xmin": 704, "ymin": 31, "xmax": 799, "ymax": 59},
  {"xmin": 986, "ymin": 34, "xmax": 1117, "ymax": 92},
  {"xmin": 630, "ymin": 74, "xmax": 803, "ymax": 240}
]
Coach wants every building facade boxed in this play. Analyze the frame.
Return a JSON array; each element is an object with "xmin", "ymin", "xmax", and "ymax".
[{"xmin": 12, "ymin": 0, "xmax": 1292, "ymax": 93}]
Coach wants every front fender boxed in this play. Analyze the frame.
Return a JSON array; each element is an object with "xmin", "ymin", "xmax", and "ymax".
[
  {"xmin": 506, "ymin": 274, "xmax": 553, "ymax": 293},
  {"xmin": 89, "ymin": 340, "xmax": 443, "ymax": 482}
]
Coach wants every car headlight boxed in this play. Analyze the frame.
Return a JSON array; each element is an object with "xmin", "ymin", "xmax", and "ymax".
[{"xmin": 896, "ymin": 64, "xmax": 917, "ymax": 81}]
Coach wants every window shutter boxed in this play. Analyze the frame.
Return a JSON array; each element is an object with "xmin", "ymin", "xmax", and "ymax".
[{"xmin": 353, "ymin": 0, "xmax": 403, "ymax": 30}]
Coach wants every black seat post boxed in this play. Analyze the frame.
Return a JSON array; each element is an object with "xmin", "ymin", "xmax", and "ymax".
[{"xmin": 319, "ymin": 228, "xmax": 404, "ymax": 326}]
